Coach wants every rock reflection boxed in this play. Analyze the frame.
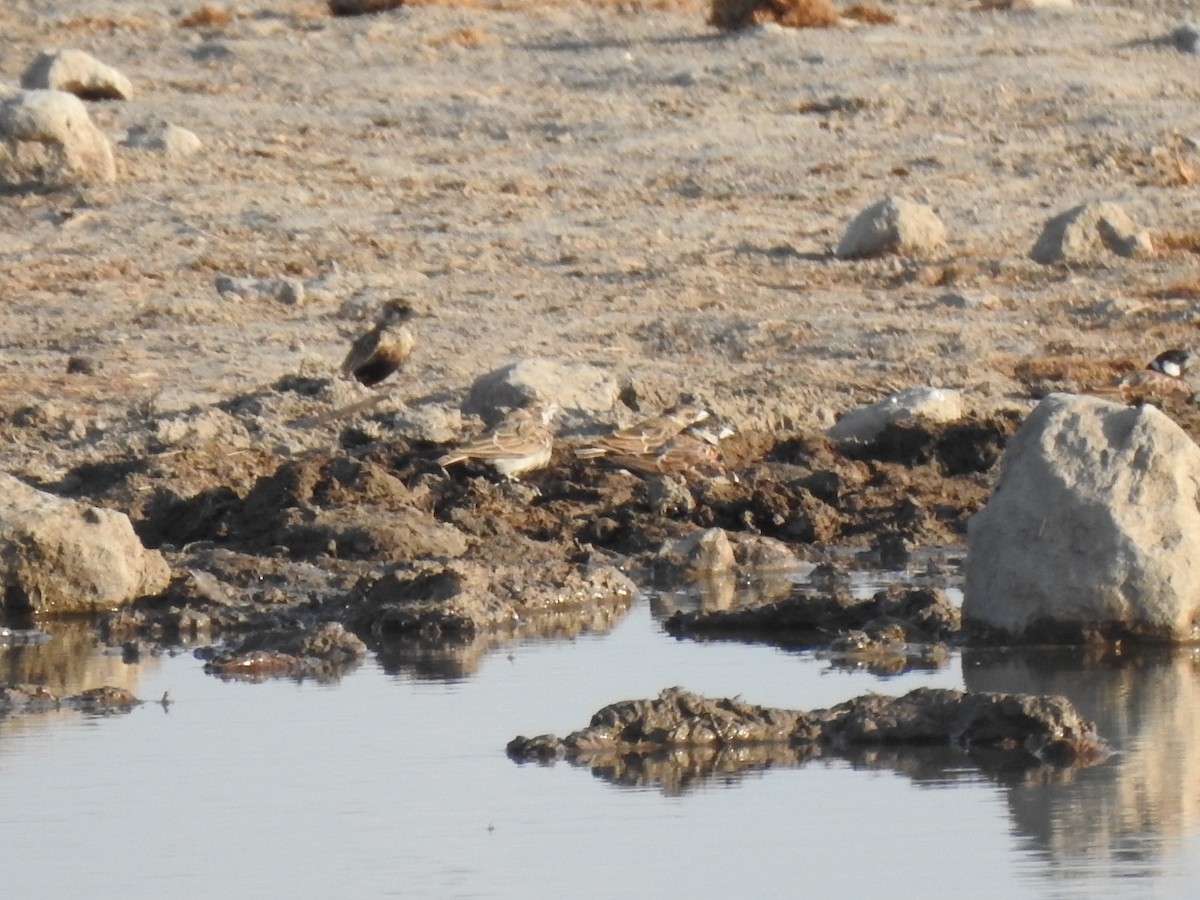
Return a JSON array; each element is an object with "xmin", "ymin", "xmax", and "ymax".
[
  {"xmin": 1, "ymin": 620, "xmax": 150, "ymax": 731},
  {"xmin": 569, "ymin": 743, "xmax": 819, "ymax": 795},
  {"xmin": 376, "ymin": 595, "xmax": 632, "ymax": 681},
  {"xmin": 509, "ymin": 686, "xmax": 1104, "ymax": 795},
  {"xmin": 0, "ymin": 619, "xmax": 142, "ymax": 696},
  {"xmin": 963, "ymin": 647, "xmax": 1200, "ymax": 881}
]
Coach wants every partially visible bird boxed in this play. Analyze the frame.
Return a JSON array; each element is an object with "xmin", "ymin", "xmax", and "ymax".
[
  {"xmin": 605, "ymin": 427, "xmax": 727, "ymax": 477},
  {"xmin": 574, "ymin": 403, "xmax": 710, "ymax": 460},
  {"xmin": 437, "ymin": 404, "xmax": 558, "ymax": 480},
  {"xmin": 1114, "ymin": 347, "xmax": 1194, "ymax": 406},
  {"xmin": 340, "ymin": 299, "xmax": 421, "ymax": 387}
]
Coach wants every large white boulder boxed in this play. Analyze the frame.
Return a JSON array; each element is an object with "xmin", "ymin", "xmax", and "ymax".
[
  {"xmin": 964, "ymin": 393, "xmax": 1200, "ymax": 642},
  {"xmin": 0, "ymin": 474, "xmax": 170, "ymax": 615},
  {"xmin": 0, "ymin": 89, "xmax": 116, "ymax": 186}
]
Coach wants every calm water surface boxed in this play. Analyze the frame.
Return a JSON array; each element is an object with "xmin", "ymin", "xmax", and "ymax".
[{"xmin": 3, "ymin": 581, "xmax": 1200, "ymax": 899}]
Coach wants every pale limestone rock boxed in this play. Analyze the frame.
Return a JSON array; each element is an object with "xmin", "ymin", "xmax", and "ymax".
[
  {"xmin": 0, "ymin": 474, "xmax": 170, "ymax": 615},
  {"xmin": 464, "ymin": 358, "xmax": 619, "ymax": 424},
  {"xmin": 836, "ymin": 196, "xmax": 947, "ymax": 259},
  {"xmin": 1030, "ymin": 201, "xmax": 1153, "ymax": 264},
  {"xmin": 20, "ymin": 49, "xmax": 133, "ymax": 100},
  {"xmin": 964, "ymin": 393, "xmax": 1200, "ymax": 642},
  {"xmin": 829, "ymin": 386, "xmax": 963, "ymax": 443},
  {"xmin": 656, "ymin": 528, "xmax": 736, "ymax": 576},
  {"xmin": 122, "ymin": 123, "xmax": 202, "ymax": 157},
  {"xmin": 0, "ymin": 89, "xmax": 116, "ymax": 186},
  {"xmin": 215, "ymin": 275, "xmax": 305, "ymax": 305}
]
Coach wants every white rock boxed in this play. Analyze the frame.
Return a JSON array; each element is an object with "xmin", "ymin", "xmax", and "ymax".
[
  {"xmin": 0, "ymin": 473, "xmax": 170, "ymax": 615},
  {"xmin": 0, "ymin": 89, "xmax": 116, "ymax": 186},
  {"xmin": 122, "ymin": 123, "xmax": 202, "ymax": 157},
  {"xmin": 836, "ymin": 196, "xmax": 947, "ymax": 259},
  {"xmin": 215, "ymin": 275, "xmax": 305, "ymax": 305},
  {"xmin": 20, "ymin": 49, "xmax": 133, "ymax": 101},
  {"xmin": 1030, "ymin": 201, "xmax": 1153, "ymax": 264},
  {"xmin": 964, "ymin": 393, "xmax": 1200, "ymax": 642},
  {"xmin": 656, "ymin": 527, "xmax": 737, "ymax": 576},
  {"xmin": 390, "ymin": 404, "xmax": 465, "ymax": 444},
  {"xmin": 829, "ymin": 386, "xmax": 963, "ymax": 442},
  {"xmin": 152, "ymin": 408, "xmax": 250, "ymax": 449},
  {"xmin": 464, "ymin": 358, "xmax": 620, "ymax": 423}
]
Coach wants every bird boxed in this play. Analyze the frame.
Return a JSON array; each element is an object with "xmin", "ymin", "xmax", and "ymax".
[
  {"xmin": 340, "ymin": 299, "xmax": 420, "ymax": 388},
  {"xmin": 573, "ymin": 403, "xmax": 710, "ymax": 460},
  {"xmin": 437, "ymin": 404, "xmax": 558, "ymax": 479},
  {"xmin": 1114, "ymin": 348, "xmax": 1194, "ymax": 406},
  {"xmin": 604, "ymin": 427, "xmax": 727, "ymax": 477}
]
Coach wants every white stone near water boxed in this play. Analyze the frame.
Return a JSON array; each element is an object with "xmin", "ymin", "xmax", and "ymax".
[
  {"xmin": 835, "ymin": 196, "xmax": 947, "ymax": 259},
  {"xmin": 20, "ymin": 49, "xmax": 133, "ymax": 101},
  {"xmin": 0, "ymin": 473, "xmax": 170, "ymax": 615},
  {"xmin": 656, "ymin": 527, "xmax": 736, "ymax": 576},
  {"xmin": 829, "ymin": 386, "xmax": 963, "ymax": 443},
  {"xmin": 964, "ymin": 393, "xmax": 1200, "ymax": 642},
  {"xmin": 1030, "ymin": 201, "xmax": 1153, "ymax": 264},
  {"xmin": 0, "ymin": 89, "xmax": 116, "ymax": 186}
]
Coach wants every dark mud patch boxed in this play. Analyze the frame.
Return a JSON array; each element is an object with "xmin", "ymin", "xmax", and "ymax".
[
  {"xmin": 665, "ymin": 585, "xmax": 961, "ymax": 646},
  {"xmin": 1, "ymin": 683, "xmax": 147, "ymax": 718},
  {"xmin": 46, "ymin": 409, "xmax": 1017, "ymax": 672},
  {"xmin": 507, "ymin": 686, "xmax": 1108, "ymax": 792}
]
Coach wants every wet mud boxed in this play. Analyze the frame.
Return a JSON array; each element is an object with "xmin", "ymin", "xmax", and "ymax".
[
  {"xmin": 7, "ymin": 395, "xmax": 1022, "ymax": 680},
  {"xmin": 506, "ymin": 685, "xmax": 1109, "ymax": 793}
]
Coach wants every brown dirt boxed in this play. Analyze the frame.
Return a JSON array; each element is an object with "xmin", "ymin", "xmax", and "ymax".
[{"xmin": 6, "ymin": 0, "xmax": 1200, "ymax": 656}]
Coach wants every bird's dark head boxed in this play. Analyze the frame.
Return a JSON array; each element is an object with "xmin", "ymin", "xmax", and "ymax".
[
  {"xmin": 377, "ymin": 299, "xmax": 431, "ymax": 327},
  {"xmin": 1149, "ymin": 348, "xmax": 1194, "ymax": 378}
]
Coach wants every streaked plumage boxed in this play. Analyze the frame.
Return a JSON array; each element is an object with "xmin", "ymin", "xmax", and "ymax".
[
  {"xmin": 437, "ymin": 405, "xmax": 557, "ymax": 479},
  {"xmin": 574, "ymin": 403, "xmax": 710, "ymax": 460},
  {"xmin": 605, "ymin": 429, "xmax": 726, "ymax": 477},
  {"xmin": 340, "ymin": 300, "xmax": 418, "ymax": 387}
]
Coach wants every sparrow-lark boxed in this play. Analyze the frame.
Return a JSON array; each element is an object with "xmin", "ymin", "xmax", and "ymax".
[
  {"xmin": 604, "ymin": 428, "xmax": 727, "ymax": 477},
  {"xmin": 340, "ymin": 299, "xmax": 421, "ymax": 387},
  {"xmin": 437, "ymin": 404, "xmax": 558, "ymax": 479},
  {"xmin": 1116, "ymin": 347, "xmax": 1194, "ymax": 405},
  {"xmin": 574, "ymin": 403, "xmax": 710, "ymax": 460}
]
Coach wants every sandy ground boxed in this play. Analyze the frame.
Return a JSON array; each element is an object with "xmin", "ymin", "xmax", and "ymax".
[{"xmin": 4, "ymin": 0, "xmax": 1200, "ymax": 480}]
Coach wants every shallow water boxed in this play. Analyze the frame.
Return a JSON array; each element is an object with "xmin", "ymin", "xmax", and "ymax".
[{"xmin": 4, "ymin": 586, "xmax": 1200, "ymax": 898}]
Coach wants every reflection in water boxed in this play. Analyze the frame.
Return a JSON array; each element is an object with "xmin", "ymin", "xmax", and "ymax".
[
  {"xmin": 0, "ymin": 619, "xmax": 143, "ymax": 696},
  {"xmin": 8, "ymin": 584, "xmax": 1200, "ymax": 895},
  {"xmin": 964, "ymin": 647, "xmax": 1200, "ymax": 885},
  {"xmin": 377, "ymin": 594, "xmax": 633, "ymax": 681}
]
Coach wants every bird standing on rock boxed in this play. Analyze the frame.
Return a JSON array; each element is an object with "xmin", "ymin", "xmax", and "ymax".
[
  {"xmin": 437, "ymin": 404, "xmax": 559, "ymax": 480},
  {"xmin": 1115, "ymin": 348, "xmax": 1194, "ymax": 406},
  {"xmin": 340, "ymin": 299, "xmax": 421, "ymax": 388}
]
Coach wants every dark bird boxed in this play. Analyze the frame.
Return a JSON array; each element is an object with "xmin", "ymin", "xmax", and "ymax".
[
  {"xmin": 1116, "ymin": 348, "xmax": 1194, "ymax": 405},
  {"xmin": 340, "ymin": 299, "xmax": 420, "ymax": 387}
]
